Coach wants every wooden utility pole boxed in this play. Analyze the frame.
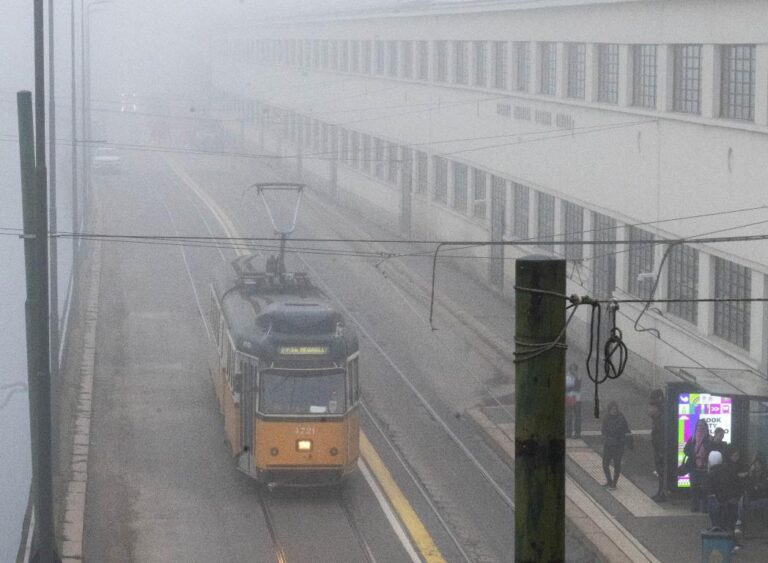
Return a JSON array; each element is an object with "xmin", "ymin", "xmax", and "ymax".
[{"xmin": 515, "ymin": 255, "xmax": 566, "ymax": 562}]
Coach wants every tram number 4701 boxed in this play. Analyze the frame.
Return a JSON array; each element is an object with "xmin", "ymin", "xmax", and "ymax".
[{"xmin": 296, "ymin": 426, "xmax": 316, "ymax": 436}]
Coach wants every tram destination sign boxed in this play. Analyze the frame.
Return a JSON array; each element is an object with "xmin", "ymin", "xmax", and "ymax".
[{"xmin": 278, "ymin": 346, "xmax": 329, "ymax": 355}]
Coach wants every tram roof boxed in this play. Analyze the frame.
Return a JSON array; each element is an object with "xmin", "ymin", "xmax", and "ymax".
[{"xmin": 213, "ymin": 254, "xmax": 358, "ymax": 360}]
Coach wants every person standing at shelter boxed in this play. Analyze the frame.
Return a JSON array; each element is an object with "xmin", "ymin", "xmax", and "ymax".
[
  {"xmin": 685, "ymin": 419, "xmax": 713, "ymax": 512},
  {"xmin": 649, "ymin": 389, "xmax": 666, "ymax": 502},
  {"xmin": 601, "ymin": 401, "xmax": 633, "ymax": 490},
  {"xmin": 565, "ymin": 363, "xmax": 582, "ymax": 439}
]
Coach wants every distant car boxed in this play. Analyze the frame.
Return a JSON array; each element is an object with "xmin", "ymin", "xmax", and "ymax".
[{"xmin": 92, "ymin": 147, "xmax": 123, "ymax": 173}]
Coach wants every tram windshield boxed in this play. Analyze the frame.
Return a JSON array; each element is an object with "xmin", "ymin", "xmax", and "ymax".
[{"xmin": 259, "ymin": 369, "xmax": 346, "ymax": 415}]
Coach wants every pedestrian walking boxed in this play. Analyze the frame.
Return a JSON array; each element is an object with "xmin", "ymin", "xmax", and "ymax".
[
  {"xmin": 601, "ymin": 401, "xmax": 633, "ymax": 489},
  {"xmin": 565, "ymin": 363, "xmax": 582, "ymax": 438},
  {"xmin": 648, "ymin": 389, "xmax": 667, "ymax": 502},
  {"xmin": 685, "ymin": 418, "xmax": 713, "ymax": 512}
]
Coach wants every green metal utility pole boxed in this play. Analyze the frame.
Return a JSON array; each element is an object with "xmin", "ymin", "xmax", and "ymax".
[{"xmin": 515, "ymin": 255, "xmax": 566, "ymax": 563}]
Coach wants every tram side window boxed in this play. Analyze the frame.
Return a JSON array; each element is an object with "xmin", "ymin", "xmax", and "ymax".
[{"xmin": 348, "ymin": 357, "xmax": 359, "ymax": 405}]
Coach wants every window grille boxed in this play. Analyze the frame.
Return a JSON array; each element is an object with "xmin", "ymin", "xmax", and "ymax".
[
  {"xmin": 713, "ymin": 257, "xmax": 751, "ymax": 350},
  {"xmin": 417, "ymin": 41, "xmax": 429, "ymax": 80},
  {"xmin": 473, "ymin": 170, "xmax": 490, "ymax": 220},
  {"xmin": 350, "ymin": 41, "xmax": 360, "ymax": 73},
  {"xmin": 339, "ymin": 41, "xmax": 349, "ymax": 72},
  {"xmin": 534, "ymin": 110, "xmax": 552, "ymax": 126},
  {"xmin": 375, "ymin": 40, "xmax": 386, "ymax": 75},
  {"xmin": 453, "ymin": 162, "xmax": 468, "ymax": 212},
  {"xmin": 493, "ymin": 41, "xmax": 508, "ymax": 89},
  {"xmin": 454, "ymin": 41, "xmax": 468, "ymax": 85},
  {"xmin": 673, "ymin": 44, "xmax": 702, "ymax": 114},
  {"xmin": 562, "ymin": 201, "xmax": 584, "ymax": 260},
  {"xmin": 401, "ymin": 41, "xmax": 414, "ymax": 79},
  {"xmin": 721, "ymin": 45, "xmax": 755, "ymax": 121},
  {"xmin": 627, "ymin": 227, "xmax": 655, "ymax": 299},
  {"xmin": 350, "ymin": 131, "xmax": 360, "ymax": 168},
  {"xmin": 363, "ymin": 41, "xmax": 372, "ymax": 74},
  {"xmin": 540, "ymin": 42, "xmax": 557, "ymax": 95},
  {"xmin": 330, "ymin": 40, "xmax": 338, "ymax": 70},
  {"xmin": 435, "ymin": 41, "xmax": 448, "ymax": 82},
  {"xmin": 361, "ymin": 135, "xmax": 372, "ymax": 174},
  {"xmin": 401, "ymin": 147, "xmax": 413, "ymax": 189},
  {"xmin": 515, "ymin": 42, "xmax": 530, "ymax": 92},
  {"xmin": 512, "ymin": 183, "xmax": 529, "ymax": 239},
  {"xmin": 497, "ymin": 103, "xmax": 511, "ymax": 117},
  {"xmin": 433, "ymin": 156, "xmax": 448, "ymax": 203},
  {"xmin": 536, "ymin": 192, "xmax": 555, "ymax": 242},
  {"xmin": 667, "ymin": 245, "xmax": 698, "ymax": 324},
  {"xmin": 514, "ymin": 105, "xmax": 531, "ymax": 120},
  {"xmin": 632, "ymin": 45, "xmax": 657, "ymax": 109},
  {"xmin": 387, "ymin": 143, "xmax": 399, "ymax": 184},
  {"xmin": 416, "ymin": 151, "xmax": 428, "ymax": 193},
  {"xmin": 567, "ymin": 43, "xmax": 586, "ymax": 99},
  {"xmin": 373, "ymin": 138, "xmax": 385, "ymax": 179},
  {"xmin": 598, "ymin": 44, "xmax": 619, "ymax": 104},
  {"xmin": 320, "ymin": 123, "xmax": 329, "ymax": 154},
  {"xmin": 592, "ymin": 212, "xmax": 616, "ymax": 299},
  {"xmin": 321, "ymin": 40, "xmax": 330, "ymax": 69},
  {"xmin": 474, "ymin": 41, "xmax": 487, "ymax": 87},
  {"xmin": 313, "ymin": 40, "xmax": 321, "ymax": 67},
  {"xmin": 387, "ymin": 40, "xmax": 399, "ymax": 77}
]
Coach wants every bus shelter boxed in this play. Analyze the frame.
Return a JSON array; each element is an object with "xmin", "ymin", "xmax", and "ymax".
[{"xmin": 663, "ymin": 367, "xmax": 768, "ymax": 494}]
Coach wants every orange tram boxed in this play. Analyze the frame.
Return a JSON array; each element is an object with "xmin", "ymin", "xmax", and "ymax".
[{"xmin": 210, "ymin": 254, "xmax": 360, "ymax": 487}]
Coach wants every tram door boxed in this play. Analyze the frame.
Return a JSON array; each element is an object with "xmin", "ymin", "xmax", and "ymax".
[
  {"xmin": 489, "ymin": 175, "xmax": 506, "ymax": 289},
  {"xmin": 238, "ymin": 354, "xmax": 258, "ymax": 474}
]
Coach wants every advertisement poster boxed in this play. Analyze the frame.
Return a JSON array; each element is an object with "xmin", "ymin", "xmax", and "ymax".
[{"xmin": 677, "ymin": 393, "xmax": 733, "ymax": 487}]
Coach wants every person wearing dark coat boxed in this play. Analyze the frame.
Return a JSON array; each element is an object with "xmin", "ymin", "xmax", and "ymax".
[
  {"xmin": 648, "ymin": 389, "xmax": 666, "ymax": 502},
  {"xmin": 601, "ymin": 401, "xmax": 633, "ymax": 489},
  {"xmin": 684, "ymin": 419, "xmax": 713, "ymax": 512},
  {"xmin": 706, "ymin": 447, "xmax": 746, "ymax": 531}
]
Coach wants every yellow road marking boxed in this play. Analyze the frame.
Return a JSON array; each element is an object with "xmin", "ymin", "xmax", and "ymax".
[
  {"xmin": 164, "ymin": 154, "xmax": 445, "ymax": 563},
  {"xmin": 360, "ymin": 434, "xmax": 445, "ymax": 563}
]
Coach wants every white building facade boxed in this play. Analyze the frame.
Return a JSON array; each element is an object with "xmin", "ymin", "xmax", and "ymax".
[{"xmin": 207, "ymin": 0, "xmax": 768, "ymax": 395}]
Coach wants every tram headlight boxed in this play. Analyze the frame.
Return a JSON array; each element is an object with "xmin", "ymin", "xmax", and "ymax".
[{"xmin": 296, "ymin": 439, "xmax": 313, "ymax": 452}]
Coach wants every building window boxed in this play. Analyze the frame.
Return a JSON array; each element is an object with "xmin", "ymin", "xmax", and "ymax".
[
  {"xmin": 632, "ymin": 45, "xmax": 657, "ymax": 109},
  {"xmin": 453, "ymin": 41, "xmax": 468, "ymax": 85},
  {"xmin": 452, "ymin": 162, "xmax": 468, "ymax": 212},
  {"xmin": 387, "ymin": 40, "xmax": 399, "ymax": 78},
  {"xmin": 536, "ymin": 192, "xmax": 555, "ymax": 242},
  {"xmin": 627, "ymin": 227, "xmax": 655, "ymax": 299},
  {"xmin": 435, "ymin": 41, "xmax": 448, "ymax": 82},
  {"xmin": 567, "ymin": 43, "xmax": 586, "ymax": 99},
  {"xmin": 433, "ymin": 156, "xmax": 448, "ymax": 203},
  {"xmin": 493, "ymin": 41, "xmax": 507, "ymax": 89},
  {"xmin": 363, "ymin": 40, "xmax": 372, "ymax": 74},
  {"xmin": 512, "ymin": 183, "xmax": 529, "ymax": 239},
  {"xmin": 721, "ymin": 45, "xmax": 755, "ymax": 121},
  {"xmin": 330, "ymin": 40, "xmax": 338, "ymax": 70},
  {"xmin": 321, "ymin": 40, "xmax": 331, "ymax": 69},
  {"xmin": 361, "ymin": 135, "xmax": 372, "ymax": 174},
  {"xmin": 673, "ymin": 44, "xmax": 702, "ymax": 114},
  {"xmin": 515, "ymin": 42, "xmax": 530, "ymax": 92},
  {"xmin": 540, "ymin": 42, "xmax": 557, "ymax": 95},
  {"xmin": 339, "ymin": 128, "xmax": 349, "ymax": 162},
  {"xmin": 473, "ymin": 169, "xmax": 488, "ymax": 219},
  {"xmin": 416, "ymin": 150, "xmax": 428, "ymax": 193},
  {"xmin": 350, "ymin": 40, "xmax": 360, "ymax": 73},
  {"xmin": 597, "ymin": 44, "xmax": 619, "ymax": 104},
  {"xmin": 339, "ymin": 40, "xmax": 349, "ymax": 72},
  {"xmin": 302, "ymin": 39, "xmax": 311, "ymax": 67},
  {"xmin": 667, "ymin": 245, "xmax": 698, "ymax": 324},
  {"xmin": 387, "ymin": 143, "xmax": 399, "ymax": 184},
  {"xmin": 350, "ymin": 131, "xmax": 360, "ymax": 168},
  {"xmin": 713, "ymin": 257, "xmax": 751, "ymax": 350},
  {"xmin": 592, "ymin": 212, "xmax": 616, "ymax": 299},
  {"xmin": 401, "ymin": 41, "xmax": 414, "ymax": 79},
  {"xmin": 417, "ymin": 41, "xmax": 429, "ymax": 80},
  {"xmin": 473, "ymin": 41, "xmax": 487, "ymax": 87},
  {"xmin": 373, "ymin": 138, "xmax": 385, "ymax": 179},
  {"xmin": 375, "ymin": 40, "xmax": 386, "ymax": 75},
  {"xmin": 312, "ymin": 40, "xmax": 320, "ymax": 67},
  {"xmin": 562, "ymin": 201, "xmax": 583, "ymax": 260}
]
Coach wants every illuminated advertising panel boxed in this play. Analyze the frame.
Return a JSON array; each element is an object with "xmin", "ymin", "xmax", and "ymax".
[{"xmin": 676, "ymin": 393, "xmax": 733, "ymax": 487}]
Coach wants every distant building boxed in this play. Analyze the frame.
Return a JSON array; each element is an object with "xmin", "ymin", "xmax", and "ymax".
[{"xmin": 208, "ymin": 0, "xmax": 768, "ymax": 392}]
